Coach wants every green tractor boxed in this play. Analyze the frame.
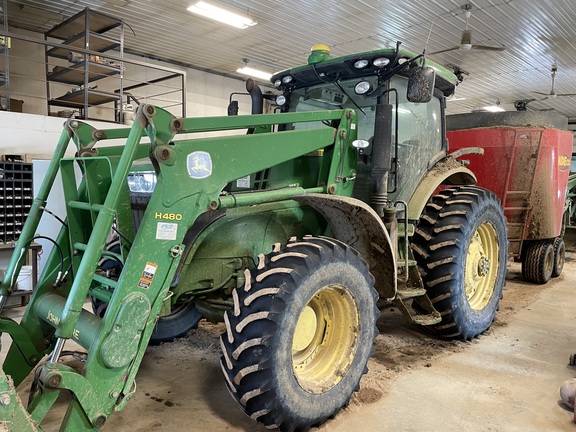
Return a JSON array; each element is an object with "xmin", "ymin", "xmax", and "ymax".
[{"xmin": 0, "ymin": 43, "xmax": 507, "ymax": 431}]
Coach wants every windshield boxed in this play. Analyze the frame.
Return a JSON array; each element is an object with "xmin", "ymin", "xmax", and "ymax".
[
  {"xmin": 288, "ymin": 76, "xmax": 378, "ymax": 142},
  {"xmin": 286, "ymin": 75, "xmax": 443, "ymax": 203}
]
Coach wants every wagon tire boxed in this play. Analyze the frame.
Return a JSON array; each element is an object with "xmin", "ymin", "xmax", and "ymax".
[
  {"xmin": 552, "ymin": 237, "xmax": 565, "ymax": 278},
  {"xmin": 220, "ymin": 236, "xmax": 378, "ymax": 432},
  {"xmin": 522, "ymin": 240, "xmax": 554, "ymax": 284},
  {"xmin": 411, "ymin": 186, "xmax": 508, "ymax": 340}
]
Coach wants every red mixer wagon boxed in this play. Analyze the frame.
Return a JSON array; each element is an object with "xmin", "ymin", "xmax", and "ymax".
[{"xmin": 447, "ymin": 111, "xmax": 572, "ymax": 284}]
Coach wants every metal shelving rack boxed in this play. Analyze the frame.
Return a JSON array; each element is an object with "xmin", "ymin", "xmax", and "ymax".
[
  {"xmin": 0, "ymin": 161, "xmax": 33, "ymax": 244},
  {"xmin": 0, "ymin": 0, "xmax": 10, "ymax": 110},
  {"xmin": 45, "ymin": 7, "xmax": 124, "ymax": 120}
]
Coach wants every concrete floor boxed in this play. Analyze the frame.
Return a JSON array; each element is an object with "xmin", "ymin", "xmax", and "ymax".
[{"xmin": 3, "ymin": 255, "xmax": 576, "ymax": 431}]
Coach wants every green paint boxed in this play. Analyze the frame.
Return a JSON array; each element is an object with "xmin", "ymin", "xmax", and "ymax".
[{"xmin": 0, "ymin": 42, "xmax": 464, "ymax": 429}]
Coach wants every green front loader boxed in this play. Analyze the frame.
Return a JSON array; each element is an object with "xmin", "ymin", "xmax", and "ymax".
[{"xmin": 0, "ymin": 44, "xmax": 507, "ymax": 431}]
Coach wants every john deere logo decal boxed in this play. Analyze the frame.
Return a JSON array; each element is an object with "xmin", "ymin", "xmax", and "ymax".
[
  {"xmin": 559, "ymin": 154, "xmax": 570, "ymax": 171},
  {"xmin": 187, "ymin": 151, "xmax": 213, "ymax": 179}
]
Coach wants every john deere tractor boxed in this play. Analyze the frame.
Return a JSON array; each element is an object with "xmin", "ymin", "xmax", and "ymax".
[{"xmin": 0, "ymin": 43, "xmax": 507, "ymax": 431}]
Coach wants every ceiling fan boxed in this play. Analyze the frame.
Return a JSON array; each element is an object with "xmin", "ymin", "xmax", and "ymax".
[
  {"xmin": 429, "ymin": 5, "xmax": 506, "ymax": 55},
  {"xmin": 514, "ymin": 98, "xmax": 554, "ymax": 112},
  {"xmin": 533, "ymin": 63, "xmax": 576, "ymax": 100}
]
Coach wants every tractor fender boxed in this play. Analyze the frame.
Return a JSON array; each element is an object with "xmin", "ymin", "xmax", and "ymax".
[
  {"xmin": 407, "ymin": 157, "xmax": 476, "ymax": 221},
  {"xmin": 293, "ymin": 193, "xmax": 397, "ymax": 300}
]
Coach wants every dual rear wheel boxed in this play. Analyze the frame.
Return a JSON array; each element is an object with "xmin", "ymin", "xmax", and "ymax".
[{"xmin": 521, "ymin": 237, "xmax": 565, "ymax": 284}]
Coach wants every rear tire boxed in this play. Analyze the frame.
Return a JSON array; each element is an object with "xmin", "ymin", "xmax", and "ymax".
[
  {"xmin": 552, "ymin": 237, "xmax": 565, "ymax": 278},
  {"xmin": 522, "ymin": 240, "xmax": 554, "ymax": 284},
  {"xmin": 220, "ymin": 236, "xmax": 378, "ymax": 432},
  {"xmin": 411, "ymin": 186, "xmax": 508, "ymax": 340}
]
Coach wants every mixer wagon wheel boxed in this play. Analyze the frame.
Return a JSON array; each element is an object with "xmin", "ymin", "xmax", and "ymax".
[
  {"xmin": 552, "ymin": 237, "xmax": 565, "ymax": 278},
  {"xmin": 220, "ymin": 236, "xmax": 378, "ymax": 432},
  {"xmin": 522, "ymin": 240, "xmax": 554, "ymax": 284},
  {"xmin": 412, "ymin": 186, "xmax": 508, "ymax": 340}
]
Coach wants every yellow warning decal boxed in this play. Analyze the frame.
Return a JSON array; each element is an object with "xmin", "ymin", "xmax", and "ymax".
[{"xmin": 138, "ymin": 262, "xmax": 158, "ymax": 289}]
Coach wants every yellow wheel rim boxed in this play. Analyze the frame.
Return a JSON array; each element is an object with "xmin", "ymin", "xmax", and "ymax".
[
  {"xmin": 292, "ymin": 285, "xmax": 359, "ymax": 393},
  {"xmin": 465, "ymin": 222, "xmax": 499, "ymax": 310}
]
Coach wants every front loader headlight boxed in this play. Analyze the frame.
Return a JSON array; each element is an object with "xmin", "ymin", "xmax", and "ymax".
[{"xmin": 128, "ymin": 171, "xmax": 157, "ymax": 193}]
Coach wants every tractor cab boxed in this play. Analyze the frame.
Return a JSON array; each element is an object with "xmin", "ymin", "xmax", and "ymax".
[{"xmin": 270, "ymin": 44, "xmax": 458, "ymax": 208}]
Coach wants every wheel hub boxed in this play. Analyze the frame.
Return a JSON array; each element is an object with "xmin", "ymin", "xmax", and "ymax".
[
  {"xmin": 465, "ymin": 223, "xmax": 499, "ymax": 311},
  {"xmin": 293, "ymin": 306, "xmax": 317, "ymax": 352},
  {"xmin": 292, "ymin": 285, "xmax": 359, "ymax": 393},
  {"xmin": 477, "ymin": 256, "xmax": 490, "ymax": 277}
]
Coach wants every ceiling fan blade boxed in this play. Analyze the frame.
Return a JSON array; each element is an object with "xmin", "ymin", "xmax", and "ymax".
[
  {"xmin": 470, "ymin": 44, "xmax": 506, "ymax": 51},
  {"xmin": 557, "ymin": 93, "xmax": 576, "ymax": 97},
  {"xmin": 428, "ymin": 46, "xmax": 460, "ymax": 55}
]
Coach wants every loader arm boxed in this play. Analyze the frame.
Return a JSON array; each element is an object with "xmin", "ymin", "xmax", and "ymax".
[{"xmin": 0, "ymin": 105, "xmax": 358, "ymax": 430}]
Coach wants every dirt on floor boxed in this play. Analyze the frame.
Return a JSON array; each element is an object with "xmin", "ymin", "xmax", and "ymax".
[
  {"xmin": 141, "ymin": 257, "xmax": 559, "ymax": 422},
  {"xmin": 19, "ymin": 256, "xmax": 567, "ymax": 431}
]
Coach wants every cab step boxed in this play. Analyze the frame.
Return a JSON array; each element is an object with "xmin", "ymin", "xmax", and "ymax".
[
  {"xmin": 408, "ymin": 312, "xmax": 442, "ymax": 326},
  {"xmin": 396, "ymin": 259, "xmax": 417, "ymax": 269},
  {"xmin": 396, "ymin": 287, "xmax": 426, "ymax": 299},
  {"xmin": 394, "ymin": 294, "xmax": 442, "ymax": 326}
]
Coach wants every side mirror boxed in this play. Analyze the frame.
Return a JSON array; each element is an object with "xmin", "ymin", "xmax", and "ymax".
[{"xmin": 406, "ymin": 66, "xmax": 436, "ymax": 103}]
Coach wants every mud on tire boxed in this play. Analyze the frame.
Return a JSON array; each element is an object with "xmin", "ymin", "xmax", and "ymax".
[
  {"xmin": 220, "ymin": 236, "xmax": 378, "ymax": 432},
  {"xmin": 411, "ymin": 186, "xmax": 508, "ymax": 341}
]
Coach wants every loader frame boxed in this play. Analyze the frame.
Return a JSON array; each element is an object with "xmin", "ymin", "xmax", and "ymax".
[{"xmin": 0, "ymin": 105, "xmax": 364, "ymax": 430}]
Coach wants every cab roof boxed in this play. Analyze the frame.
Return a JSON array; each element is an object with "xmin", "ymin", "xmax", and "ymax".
[{"xmin": 271, "ymin": 47, "xmax": 458, "ymax": 97}]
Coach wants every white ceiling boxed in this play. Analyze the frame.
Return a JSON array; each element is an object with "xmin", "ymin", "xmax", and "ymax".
[{"xmin": 7, "ymin": 0, "xmax": 576, "ymax": 121}]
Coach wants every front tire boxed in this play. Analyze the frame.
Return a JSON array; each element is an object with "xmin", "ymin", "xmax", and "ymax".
[
  {"xmin": 149, "ymin": 301, "xmax": 203, "ymax": 345},
  {"xmin": 220, "ymin": 236, "xmax": 378, "ymax": 432},
  {"xmin": 412, "ymin": 186, "xmax": 508, "ymax": 340}
]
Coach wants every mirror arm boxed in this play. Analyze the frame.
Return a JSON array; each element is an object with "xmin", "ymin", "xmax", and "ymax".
[{"xmin": 368, "ymin": 54, "xmax": 424, "ymax": 99}]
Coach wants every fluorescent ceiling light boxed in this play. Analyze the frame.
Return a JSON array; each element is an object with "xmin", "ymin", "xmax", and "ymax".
[
  {"xmin": 482, "ymin": 105, "xmax": 505, "ymax": 112},
  {"xmin": 187, "ymin": 1, "xmax": 257, "ymax": 29},
  {"xmin": 236, "ymin": 66, "xmax": 272, "ymax": 81}
]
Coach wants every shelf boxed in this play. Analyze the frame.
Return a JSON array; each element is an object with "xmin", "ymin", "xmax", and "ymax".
[
  {"xmin": 47, "ymin": 60, "xmax": 120, "ymax": 85},
  {"xmin": 49, "ymin": 88, "xmax": 120, "ymax": 108},
  {"xmin": 0, "ymin": 162, "xmax": 33, "ymax": 244},
  {"xmin": 46, "ymin": 9, "xmax": 121, "ymax": 40},
  {"xmin": 45, "ymin": 7, "xmax": 124, "ymax": 120},
  {"xmin": 47, "ymin": 32, "xmax": 120, "ymax": 60}
]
